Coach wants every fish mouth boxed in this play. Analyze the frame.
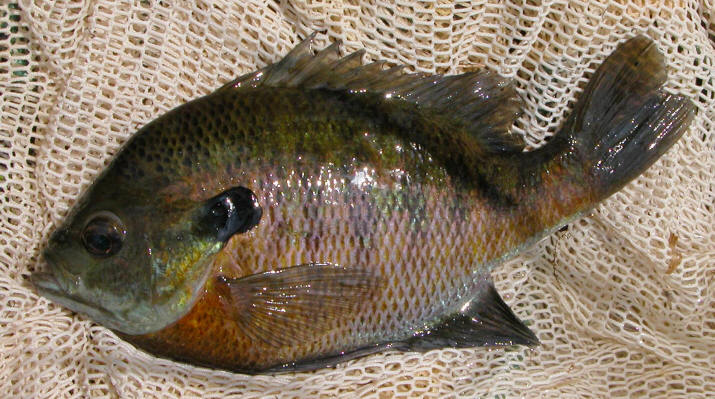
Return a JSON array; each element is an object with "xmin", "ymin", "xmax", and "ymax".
[
  {"xmin": 32, "ymin": 253, "xmax": 102, "ymax": 314},
  {"xmin": 31, "ymin": 268, "xmax": 118, "ymax": 328},
  {"xmin": 30, "ymin": 268, "xmax": 83, "ymax": 308},
  {"xmin": 30, "ymin": 271, "xmax": 64, "ymax": 296},
  {"xmin": 36, "ymin": 248, "xmax": 74, "ymax": 295}
]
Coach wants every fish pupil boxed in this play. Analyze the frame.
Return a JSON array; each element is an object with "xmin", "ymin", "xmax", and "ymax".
[
  {"xmin": 87, "ymin": 233, "xmax": 110, "ymax": 252},
  {"xmin": 81, "ymin": 212, "xmax": 125, "ymax": 257}
]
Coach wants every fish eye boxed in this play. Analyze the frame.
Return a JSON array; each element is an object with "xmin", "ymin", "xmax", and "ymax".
[{"xmin": 81, "ymin": 211, "xmax": 126, "ymax": 257}]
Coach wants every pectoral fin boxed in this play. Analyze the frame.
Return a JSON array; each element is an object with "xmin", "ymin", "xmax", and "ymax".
[
  {"xmin": 402, "ymin": 280, "xmax": 538, "ymax": 351},
  {"xmin": 214, "ymin": 263, "xmax": 380, "ymax": 348}
]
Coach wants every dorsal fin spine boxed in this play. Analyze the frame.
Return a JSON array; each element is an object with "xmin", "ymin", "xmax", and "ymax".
[{"xmin": 218, "ymin": 34, "xmax": 525, "ymax": 154}]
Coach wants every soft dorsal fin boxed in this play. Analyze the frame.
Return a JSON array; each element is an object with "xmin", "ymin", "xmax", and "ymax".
[
  {"xmin": 400, "ymin": 278, "xmax": 538, "ymax": 351},
  {"xmin": 218, "ymin": 33, "xmax": 525, "ymax": 153}
]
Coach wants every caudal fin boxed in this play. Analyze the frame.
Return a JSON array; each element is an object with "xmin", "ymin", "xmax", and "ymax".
[{"xmin": 558, "ymin": 36, "xmax": 695, "ymax": 199}]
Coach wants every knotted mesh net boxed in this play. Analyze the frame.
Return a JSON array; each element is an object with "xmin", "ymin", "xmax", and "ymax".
[{"xmin": 1, "ymin": 1, "xmax": 713, "ymax": 397}]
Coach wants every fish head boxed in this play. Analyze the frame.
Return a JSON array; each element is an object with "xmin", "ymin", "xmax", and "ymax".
[{"xmin": 33, "ymin": 177, "xmax": 262, "ymax": 335}]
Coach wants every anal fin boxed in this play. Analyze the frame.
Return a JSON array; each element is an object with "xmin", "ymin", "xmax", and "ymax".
[{"xmin": 402, "ymin": 280, "xmax": 538, "ymax": 351}]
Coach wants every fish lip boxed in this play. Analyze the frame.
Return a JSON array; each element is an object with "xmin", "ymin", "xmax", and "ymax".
[
  {"xmin": 33, "ymin": 245, "xmax": 77, "ymax": 295},
  {"xmin": 35, "ymin": 240, "xmax": 132, "ymax": 332},
  {"xmin": 39, "ymin": 246, "xmax": 78, "ymax": 294},
  {"xmin": 30, "ymin": 271, "xmax": 63, "ymax": 296},
  {"xmin": 31, "ymin": 267, "xmax": 117, "ymax": 323}
]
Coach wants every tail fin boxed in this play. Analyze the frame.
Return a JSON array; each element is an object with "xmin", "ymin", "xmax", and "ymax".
[{"xmin": 558, "ymin": 36, "xmax": 695, "ymax": 199}]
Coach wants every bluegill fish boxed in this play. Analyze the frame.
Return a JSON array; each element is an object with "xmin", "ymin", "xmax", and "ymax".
[{"xmin": 32, "ymin": 35, "xmax": 694, "ymax": 373}]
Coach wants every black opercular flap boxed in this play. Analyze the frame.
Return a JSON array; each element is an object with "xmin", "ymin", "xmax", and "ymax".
[{"xmin": 200, "ymin": 186, "xmax": 262, "ymax": 242}]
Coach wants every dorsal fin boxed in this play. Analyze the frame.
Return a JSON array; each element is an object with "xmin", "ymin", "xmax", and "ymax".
[{"xmin": 218, "ymin": 33, "xmax": 525, "ymax": 153}]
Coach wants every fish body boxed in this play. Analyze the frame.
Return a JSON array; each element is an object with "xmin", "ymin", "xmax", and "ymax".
[{"xmin": 32, "ymin": 36, "xmax": 694, "ymax": 373}]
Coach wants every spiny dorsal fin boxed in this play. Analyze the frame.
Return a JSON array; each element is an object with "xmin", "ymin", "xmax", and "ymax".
[{"xmin": 218, "ymin": 33, "xmax": 525, "ymax": 154}]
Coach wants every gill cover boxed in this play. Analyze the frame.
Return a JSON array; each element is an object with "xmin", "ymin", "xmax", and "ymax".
[{"xmin": 34, "ymin": 185, "xmax": 263, "ymax": 336}]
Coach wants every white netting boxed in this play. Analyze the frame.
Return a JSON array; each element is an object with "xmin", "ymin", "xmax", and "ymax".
[{"xmin": 1, "ymin": 0, "xmax": 713, "ymax": 397}]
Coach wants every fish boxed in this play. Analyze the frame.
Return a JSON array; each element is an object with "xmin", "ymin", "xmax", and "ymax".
[{"xmin": 31, "ymin": 34, "xmax": 694, "ymax": 374}]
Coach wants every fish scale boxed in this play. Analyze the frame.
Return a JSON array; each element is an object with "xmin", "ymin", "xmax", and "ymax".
[{"xmin": 33, "ymin": 35, "xmax": 694, "ymax": 373}]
